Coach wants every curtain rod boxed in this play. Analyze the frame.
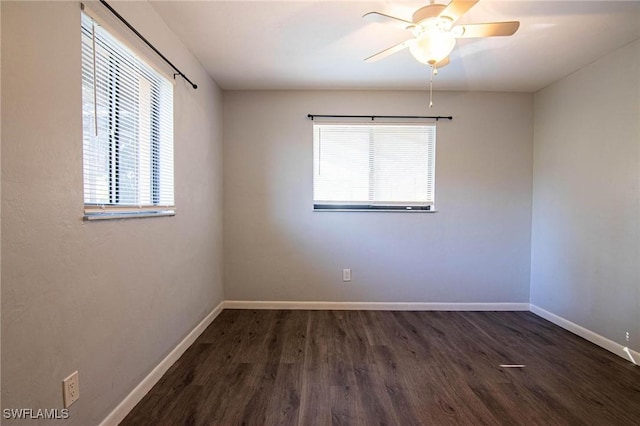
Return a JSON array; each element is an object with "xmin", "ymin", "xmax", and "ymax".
[
  {"xmin": 97, "ymin": 0, "xmax": 198, "ymax": 89},
  {"xmin": 307, "ymin": 114, "xmax": 452, "ymax": 121}
]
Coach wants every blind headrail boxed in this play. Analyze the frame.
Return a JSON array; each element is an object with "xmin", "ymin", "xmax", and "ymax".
[{"xmin": 307, "ymin": 114, "xmax": 452, "ymax": 121}]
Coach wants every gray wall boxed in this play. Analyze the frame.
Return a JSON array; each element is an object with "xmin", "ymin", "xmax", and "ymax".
[
  {"xmin": 1, "ymin": 1, "xmax": 224, "ymax": 424},
  {"xmin": 224, "ymin": 90, "xmax": 533, "ymax": 303},
  {"xmin": 0, "ymin": 0, "xmax": 3, "ymax": 410},
  {"xmin": 530, "ymin": 39, "xmax": 640, "ymax": 352}
]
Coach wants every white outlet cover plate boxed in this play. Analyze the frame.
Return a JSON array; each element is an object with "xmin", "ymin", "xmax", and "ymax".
[
  {"xmin": 343, "ymin": 269, "xmax": 351, "ymax": 281},
  {"xmin": 63, "ymin": 371, "xmax": 80, "ymax": 408}
]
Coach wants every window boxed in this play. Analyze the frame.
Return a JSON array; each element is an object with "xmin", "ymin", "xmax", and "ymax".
[
  {"xmin": 313, "ymin": 123, "xmax": 436, "ymax": 211},
  {"xmin": 81, "ymin": 12, "xmax": 174, "ymax": 220}
]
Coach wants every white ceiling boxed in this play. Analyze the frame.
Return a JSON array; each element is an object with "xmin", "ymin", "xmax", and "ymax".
[{"xmin": 150, "ymin": 1, "xmax": 640, "ymax": 92}]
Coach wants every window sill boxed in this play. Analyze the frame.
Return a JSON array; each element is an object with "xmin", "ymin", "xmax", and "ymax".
[
  {"xmin": 313, "ymin": 208, "xmax": 438, "ymax": 213},
  {"xmin": 84, "ymin": 210, "xmax": 175, "ymax": 221}
]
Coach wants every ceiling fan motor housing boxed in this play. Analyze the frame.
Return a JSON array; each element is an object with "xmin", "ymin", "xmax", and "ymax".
[{"xmin": 412, "ymin": 4, "xmax": 446, "ymax": 24}]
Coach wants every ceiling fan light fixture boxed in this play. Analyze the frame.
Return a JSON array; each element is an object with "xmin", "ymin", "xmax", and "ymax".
[
  {"xmin": 363, "ymin": 0, "xmax": 521, "ymax": 108},
  {"xmin": 409, "ymin": 30, "xmax": 456, "ymax": 65}
]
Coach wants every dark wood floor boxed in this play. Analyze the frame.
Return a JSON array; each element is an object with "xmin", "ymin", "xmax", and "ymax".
[{"xmin": 121, "ymin": 310, "xmax": 640, "ymax": 425}]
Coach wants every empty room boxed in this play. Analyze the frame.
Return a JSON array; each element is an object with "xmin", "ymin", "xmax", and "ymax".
[{"xmin": 1, "ymin": 0, "xmax": 639, "ymax": 425}]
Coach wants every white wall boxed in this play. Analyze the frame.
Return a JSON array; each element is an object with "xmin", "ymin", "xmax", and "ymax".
[
  {"xmin": 1, "ymin": 2, "xmax": 223, "ymax": 425},
  {"xmin": 224, "ymin": 90, "xmax": 533, "ymax": 303},
  {"xmin": 531, "ymin": 39, "xmax": 640, "ymax": 352}
]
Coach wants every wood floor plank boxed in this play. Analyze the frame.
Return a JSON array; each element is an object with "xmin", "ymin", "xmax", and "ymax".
[
  {"xmin": 328, "ymin": 369, "xmax": 359, "ymax": 425},
  {"xmin": 369, "ymin": 344, "xmax": 421, "ymax": 424},
  {"xmin": 235, "ymin": 310, "xmax": 280, "ymax": 364},
  {"xmin": 280, "ymin": 310, "xmax": 309, "ymax": 364},
  {"xmin": 265, "ymin": 362, "xmax": 303, "ymax": 425},
  {"xmin": 328, "ymin": 310, "xmax": 373, "ymax": 365},
  {"xmin": 121, "ymin": 310, "xmax": 640, "ymax": 425},
  {"xmin": 352, "ymin": 362, "xmax": 403, "ymax": 425},
  {"xmin": 237, "ymin": 362, "xmax": 280, "ymax": 424},
  {"xmin": 148, "ymin": 342, "xmax": 212, "ymax": 396},
  {"xmin": 197, "ymin": 362, "xmax": 260, "ymax": 424},
  {"xmin": 298, "ymin": 311, "xmax": 331, "ymax": 426}
]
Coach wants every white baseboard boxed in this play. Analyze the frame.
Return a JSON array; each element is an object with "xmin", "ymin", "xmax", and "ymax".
[
  {"xmin": 223, "ymin": 300, "xmax": 530, "ymax": 311},
  {"xmin": 529, "ymin": 304, "xmax": 639, "ymax": 365},
  {"xmin": 99, "ymin": 301, "xmax": 225, "ymax": 426}
]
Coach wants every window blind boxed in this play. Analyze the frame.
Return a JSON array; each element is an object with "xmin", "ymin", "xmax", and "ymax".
[
  {"xmin": 81, "ymin": 12, "xmax": 174, "ymax": 218},
  {"xmin": 313, "ymin": 123, "xmax": 436, "ymax": 210}
]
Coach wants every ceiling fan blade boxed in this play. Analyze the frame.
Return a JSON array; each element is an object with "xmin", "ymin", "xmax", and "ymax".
[
  {"xmin": 435, "ymin": 56, "xmax": 450, "ymax": 69},
  {"xmin": 363, "ymin": 11, "xmax": 413, "ymax": 27},
  {"xmin": 439, "ymin": 0, "xmax": 478, "ymax": 24},
  {"xmin": 456, "ymin": 21, "xmax": 520, "ymax": 38},
  {"xmin": 364, "ymin": 39, "xmax": 413, "ymax": 62}
]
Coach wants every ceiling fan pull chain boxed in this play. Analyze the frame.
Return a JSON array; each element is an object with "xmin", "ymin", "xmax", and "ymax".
[{"xmin": 429, "ymin": 65, "xmax": 434, "ymax": 108}]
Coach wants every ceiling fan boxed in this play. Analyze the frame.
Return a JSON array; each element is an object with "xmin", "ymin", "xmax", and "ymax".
[{"xmin": 363, "ymin": 0, "xmax": 520, "ymax": 69}]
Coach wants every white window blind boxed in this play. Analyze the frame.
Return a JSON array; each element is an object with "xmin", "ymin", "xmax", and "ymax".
[
  {"xmin": 313, "ymin": 123, "xmax": 436, "ymax": 211},
  {"xmin": 81, "ymin": 12, "xmax": 174, "ymax": 219}
]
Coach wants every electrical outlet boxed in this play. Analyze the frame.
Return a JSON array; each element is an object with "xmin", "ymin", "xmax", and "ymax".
[
  {"xmin": 626, "ymin": 332, "xmax": 630, "ymax": 342},
  {"xmin": 63, "ymin": 371, "xmax": 80, "ymax": 408},
  {"xmin": 342, "ymin": 268, "xmax": 351, "ymax": 282}
]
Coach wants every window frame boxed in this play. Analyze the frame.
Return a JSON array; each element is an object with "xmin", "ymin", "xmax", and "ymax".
[
  {"xmin": 81, "ymin": 10, "xmax": 175, "ymax": 221},
  {"xmin": 312, "ymin": 122, "xmax": 437, "ymax": 213}
]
